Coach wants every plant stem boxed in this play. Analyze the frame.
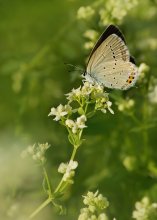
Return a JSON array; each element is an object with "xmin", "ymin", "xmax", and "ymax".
[
  {"xmin": 54, "ymin": 145, "xmax": 78, "ymax": 194},
  {"xmin": 29, "ymin": 197, "xmax": 52, "ymax": 219},
  {"xmin": 43, "ymin": 167, "xmax": 52, "ymax": 196},
  {"xmin": 29, "ymin": 98, "xmax": 89, "ymax": 218}
]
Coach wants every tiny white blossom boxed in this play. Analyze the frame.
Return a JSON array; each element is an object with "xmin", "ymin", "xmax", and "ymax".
[
  {"xmin": 132, "ymin": 197, "xmax": 157, "ymax": 220},
  {"xmin": 84, "ymin": 29, "xmax": 98, "ymax": 41},
  {"xmin": 77, "ymin": 6, "xmax": 95, "ymax": 20},
  {"xmin": 106, "ymin": 101, "xmax": 114, "ymax": 114},
  {"xmin": 69, "ymin": 160, "xmax": 78, "ymax": 169},
  {"xmin": 117, "ymin": 99, "xmax": 135, "ymax": 112},
  {"xmin": 66, "ymin": 87, "xmax": 82, "ymax": 102},
  {"xmin": 66, "ymin": 115, "xmax": 87, "ymax": 134},
  {"xmin": 58, "ymin": 162, "xmax": 68, "ymax": 174},
  {"xmin": 84, "ymin": 41, "xmax": 95, "ymax": 50},
  {"xmin": 138, "ymin": 63, "xmax": 149, "ymax": 74},
  {"xmin": 79, "ymin": 191, "xmax": 109, "ymax": 220},
  {"xmin": 72, "ymin": 124, "xmax": 78, "ymax": 134},
  {"xmin": 98, "ymin": 213, "xmax": 108, "ymax": 220},
  {"xmin": 65, "ymin": 119, "xmax": 75, "ymax": 128},
  {"xmin": 27, "ymin": 144, "xmax": 35, "ymax": 154},
  {"xmin": 58, "ymin": 160, "xmax": 78, "ymax": 182},
  {"xmin": 148, "ymin": 85, "xmax": 157, "ymax": 104},
  {"xmin": 48, "ymin": 104, "xmax": 71, "ymax": 121},
  {"xmin": 21, "ymin": 143, "xmax": 50, "ymax": 164},
  {"xmin": 76, "ymin": 115, "xmax": 87, "ymax": 129},
  {"xmin": 101, "ymin": 109, "xmax": 107, "ymax": 114}
]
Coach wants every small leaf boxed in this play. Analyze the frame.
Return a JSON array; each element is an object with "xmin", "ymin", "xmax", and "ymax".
[
  {"xmin": 78, "ymin": 107, "xmax": 84, "ymax": 115},
  {"xmin": 86, "ymin": 111, "xmax": 95, "ymax": 118},
  {"xmin": 68, "ymin": 134, "xmax": 76, "ymax": 146},
  {"xmin": 42, "ymin": 177, "xmax": 49, "ymax": 195},
  {"xmin": 52, "ymin": 200, "xmax": 66, "ymax": 215}
]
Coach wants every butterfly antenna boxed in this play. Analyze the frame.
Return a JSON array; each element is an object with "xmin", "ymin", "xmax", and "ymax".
[{"xmin": 64, "ymin": 62, "xmax": 84, "ymax": 73}]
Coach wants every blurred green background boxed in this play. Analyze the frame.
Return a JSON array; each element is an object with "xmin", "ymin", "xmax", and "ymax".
[{"xmin": 0, "ymin": 0, "xmax": 157, "ymax": 219}]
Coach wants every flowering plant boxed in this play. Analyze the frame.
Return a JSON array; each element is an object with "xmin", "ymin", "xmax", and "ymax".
[{"xmin": 23, "ymin": 80, "xmax": 114, "ymax": 219}]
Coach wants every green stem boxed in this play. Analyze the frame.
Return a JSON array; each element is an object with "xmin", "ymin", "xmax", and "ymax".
[
  {"xmin": 43, "ymin": 167, "xmax": 52, "ymax": 196},
  {"xmin": 54, "ymin": 145, "xmax": 78, "ymax": 194},
  {"xmin": 29, "ymin": 197, "xmax": 52, "ymax": 219},
  {"xmin": 71, "ymin": 146, "xmax": 78, "ymax": 160},
  {"xmin": 29, "ymin": 97, "xmax": 89, "ymax": 219}
]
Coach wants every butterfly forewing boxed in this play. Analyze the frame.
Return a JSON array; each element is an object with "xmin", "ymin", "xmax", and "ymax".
[{"xmin": 87, "ymin": 34, "xmax": 130, "ymax": 73}]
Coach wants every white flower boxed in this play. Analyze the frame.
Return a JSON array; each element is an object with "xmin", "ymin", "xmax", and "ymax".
[
  {"xmin": 84, "ymin": 29, "xmax": 98, "ymax": 41},
  {"xmin": 21, "ymin": 143, "xmax": 50, "ymax": 164},
  {"xmin": 132, "ymin": 197, "xmax": 157, "ymax": 220},
  {"xmin": 65, "ymin": 119, "xmax": 75, "ymax": 128},
  {"xmin": 98, "ymin": 213, "xmax": 108, "ymax": 220},
  {"xmin": 81, "ymin": 82, "xmax": 93, "ymax": 95},
  {"xmin": 69, "ymin": 160, "xmax": 78, "ymax": 169},
  {"xmin": 138, "ymin": 63, "xmax": 150, "ymax": 81},
  {"xmin": 66, "ymin": 87, "xmax": 82, "ymax": 102},
  {"xmin": 27, "ymin": 144, "xmax": 35, "ymax": 154},
  {"xmin": 106, "ymin": 101, "xmax": 114, "ymax": 114},
  {"xmin": 63, "ymin": 160, "xmax": 78, "ymax": 182},
  {"xmin": 76, "ymin": 115, "xmax": 87, "ymax": 129},
  {"xmin": 79, "ymin": 191, "xmax": 109, "ymax": 220},
  {"xmin": 66, "ymin": 115, "xmax": 87, "ymax": 134},
  {"xmin": 84, "ymin": 41, "xmax": 95, "ymax": 50},
  {"xmin": 58, "ymin": 162, "xmax": 68, "ymax": 174},
  {"xmin": 48, "ymin": 104, "xmax": 71, "ymax": 121},
  {"xmin": 39, "ymin": 142, "xmax": 50, "ymax": 152},
  {"xmin": 148, "ymin": 85, "xmax": 157, "ymax": 104},
  {"xmin": 58, "ymin": 160, "xmax": 78, "ymax": 182},
  {"xmin": 117, "ymin": 99, "xmax": 134, "ymax": 112},
  {"xmin": 77, "ymin": 6, "xmax": 95, "ymax": 20}
]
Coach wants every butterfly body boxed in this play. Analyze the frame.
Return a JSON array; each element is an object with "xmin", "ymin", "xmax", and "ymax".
[{"xmin": 85, "ymin": 25, "xmax": 138, "ymax": 90}]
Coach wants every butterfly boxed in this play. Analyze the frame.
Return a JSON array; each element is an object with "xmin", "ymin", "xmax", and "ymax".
[{"xmin": 84, "ymin": 25, "xmax": 138, "ymax": 90}]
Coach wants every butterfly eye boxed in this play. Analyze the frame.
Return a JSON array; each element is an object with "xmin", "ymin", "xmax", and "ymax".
[{"xmin": 82, "ymin": 71, "xmax": 86, "ymax": 76}]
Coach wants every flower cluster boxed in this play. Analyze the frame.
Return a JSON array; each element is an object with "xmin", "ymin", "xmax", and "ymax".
[
  {"xmin": 66, "ymin": 81, "xmax": 114, "ymax": 114},
  {"xmin": 78, "ymin": 191, "xmax": 110, "ymax": 220},
  {"xmin": 132, "ymin": 197, "xmax": 157, "ymax": 220},
  {"xmin": 99, "ymin": 0, "xmax": 138, "ymax": 25},
  {"xmin": 138, "ymin": 63, "xmax": 150, "ymax": 82},
  {"xmin": 148, "ymin": 84, "xmax": 157, "ymax": 104},
  {"xmin": 58, "ymin": 160, "xmax": 78, "ymax": 183},
  {"xmin": 77, "ymin": 6, "xmax": 95, "ymax": 20},
  {"xmin": 116, "ymin": 98, "xmax": 135, "ymax": 112},
  {"xmin": 83, "ymin": 29, "xmax": 98, "ymax": 50},
  {"xmin": 77, "ymin": 0, "xmax": 138, "ymax": 24},
  {"xmin": 48, "ymin": 82, "xmax": 113, "ymax": 139},
  {"xmin": 21, "ymin": 143, "xmax": 50, "ymax": 164},
  {"xmin": 66, "ymin": 115, "xmax": 87, "ymax": 134},
  {"xmin": 77, "ymin": 1, "xmax": 138, "ymax": 51}
]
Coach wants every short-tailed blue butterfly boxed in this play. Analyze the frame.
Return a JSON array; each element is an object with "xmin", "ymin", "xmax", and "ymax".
[{"xmin": 84, "ymin": 25, "xmax": 138, "ymax": 90}]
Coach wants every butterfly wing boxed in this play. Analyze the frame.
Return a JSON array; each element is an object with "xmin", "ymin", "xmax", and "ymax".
[
  {"xmin": 86, "ymin": 25, "xmax": 138, "ymax": 90},
  {"xmin": 92, "ymin": 60, "xmax": 138, "ymax": 90}
]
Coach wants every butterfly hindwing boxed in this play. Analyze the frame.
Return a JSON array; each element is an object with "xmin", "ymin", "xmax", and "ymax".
[{"xmin": 92, "ymin": 61, "xmax": 138, "ymax": 90}]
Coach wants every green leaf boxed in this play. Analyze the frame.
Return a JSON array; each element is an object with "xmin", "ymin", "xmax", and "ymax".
[
  {"xmin": 86, "ymin": 111, "xmax": 96, "ymax": 118},
  {"xmin": 68, "ymin": 134, "xmax": 76, "ymax": 146},
  {"xmin": 78, "ymin": 107, "xmax": 84, "ymax": 115},
  {"xmin": 42, "ymin": 177, "xmax": 49, "ymax": 195}
]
